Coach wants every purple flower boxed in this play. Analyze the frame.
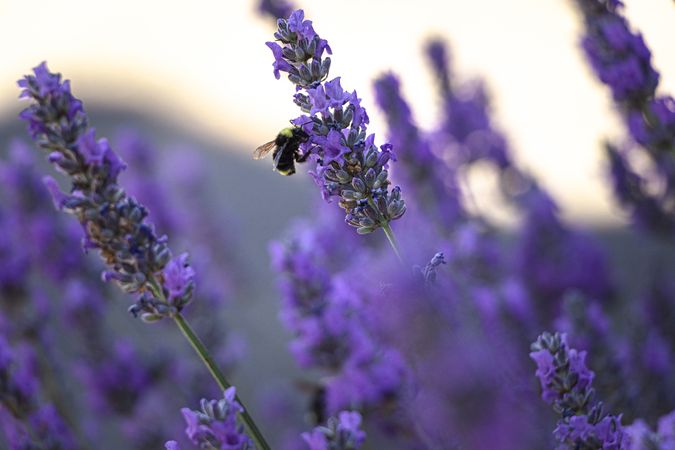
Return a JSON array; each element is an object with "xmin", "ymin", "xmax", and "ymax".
[
  {"xmin": 515, "ymin": 187, "xmax": 612, "ymax": 310},
  {"xmin": 266, "ymin": 42, "xmax": 293, "ymax": 80},
  {"xmin": 373, "ymin": 72, "xmax": 464, "ymax": 227},
  {"xmin": 579, "ymin": 12, "xmax": 658, "ymax": 103},
  {"xmin": 625, "ymin": 410, "xmax": 675, "ymax": 449},
  {"xmin": 18, "ymin": 62, "xmax": 196, "ymax": 322},
  {"xmin": 270, "ymin": 211, "xmax": 410, "ymax": 424},
  {"xmin": 425, "ymin": 39, "xmax": 511, "ymax": 170},
  {"xmin": 265, "ymin": 9, "xmax": 405, "ymax": 234},
  {"xmin": 162, "ymin": 253, "xmax": 196, "ymax": 308},
  {"xmin": 78, "ymin": 339, "xmax": 154, "ymax": 415},
  {"xmin": 172, "ymin": 387, "xmax": 253, "ymax": 450},
  {"xmin": 573, "ymin": 0, "xmax": 675, "ymax": 232},
  {"xmin": 531, "ymin": 332, "xmax": 629, "ymax": 449},
  {"xmin": 257, "ymin": 0, "xmax": 293, "ymax": 21},
  {"xmin": 606, "ymin": 144, "xmax": 675, "ymax": 232},
  {"xmin": 165, "ymin": 441, "xmax": 181, "ymax": 450}
]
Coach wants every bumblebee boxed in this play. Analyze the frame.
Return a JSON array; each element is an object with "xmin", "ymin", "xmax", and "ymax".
[{"xmin": 253, "ymin": 126, "xmax": 310, "ymax": 176}]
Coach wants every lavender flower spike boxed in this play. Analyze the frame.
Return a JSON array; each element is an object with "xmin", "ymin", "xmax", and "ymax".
[
  {"xmin": 170, "ymin": 387, "xmax": 254, "ymax": 450},
  {"xmin": 266, "ymin": 10, "xmax": 406, "ymax": 235},
  {"xmin": 19, "ymin": 63, "xmax": 271, "ymax": 450},
  {"xmin": 18, "ymin": 62, "xmax": 194, "ymax": 322},
  {"xmin": 531, "ymin": 332, "xmax": 629, "ymax": 449},
  {"xmin": 573, "ymin": 0, "xmax": 675, "ymax": 232}
]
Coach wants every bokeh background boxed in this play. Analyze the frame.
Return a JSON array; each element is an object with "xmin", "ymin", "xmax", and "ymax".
[{"xmin": 0, "ymin": 0, "xmax": 674, "ymax": 448}]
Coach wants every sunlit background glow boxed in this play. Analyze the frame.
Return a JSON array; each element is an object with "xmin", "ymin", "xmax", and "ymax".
[{"xmin": 1, "ymin": 0, "xmax": 673, "ymax": 224}]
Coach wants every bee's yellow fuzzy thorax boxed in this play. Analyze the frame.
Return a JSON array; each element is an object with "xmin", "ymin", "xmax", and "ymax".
[{"xmin": 279, "ymin": 127, "xmax": 295, "ymax": 138}]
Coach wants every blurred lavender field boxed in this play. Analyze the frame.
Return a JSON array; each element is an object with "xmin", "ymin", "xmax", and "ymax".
[{"xmin": 1, "ymin": 1, "xmax": 674, "ymax": 450}]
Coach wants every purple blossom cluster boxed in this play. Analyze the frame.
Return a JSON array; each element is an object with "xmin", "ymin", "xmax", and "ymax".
[
  {"xmin": 167, "ymin": 387, "xmax": 253, "ymax": 450},
  {"xmin": 270, "ymin": 213, "xmax": 409, "ymax": 420},
  {"xmin": 2, "ymin": 80, "xmax": 243, "ymax": 447},
  {"xmin": 266, "ymin": 10, "xmax": 405, "ymax": 234},
  {"xmin": 425, "ymin": 39, "xmax": 511, "ymax": 171},
  {"xmin": 573, "ymin": 0, "xmax": 675, "ymax": 232},
  {"xmin": 18, "ymin": 63, "xmax": 195, "ymax": 322},
  {"xmin": 530, "ymin": 332, "xmax": 628, "ymax": 449},
  {"xmin": 0, "ymin": 337, "xmax": 75, "ymax": 450},
  {"xmin": 373, "ymin": 73, "xmax": 464, "ymax": 228}
]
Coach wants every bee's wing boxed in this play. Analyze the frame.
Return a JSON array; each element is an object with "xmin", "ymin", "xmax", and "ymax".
[
  {"xmin": 253, "ymin": 140, "xmax": 276, "ymax": 160},
  {"xmin": 273, "ymin": 143, "xmax": 285, "ymax": 168}
]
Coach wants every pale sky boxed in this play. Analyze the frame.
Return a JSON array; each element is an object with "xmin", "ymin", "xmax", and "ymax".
[{"xmin": 0, "ymin": 0, "xmax": 673, "ymax": 225}]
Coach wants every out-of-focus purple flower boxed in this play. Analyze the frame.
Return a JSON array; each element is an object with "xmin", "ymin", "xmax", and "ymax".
[
  {"xmin": 270, "ymin": 211, "xmax": 411, "ymax": 431},
  {"xmin": 302, "ymin": 411, "xmax": 366, "ymax": 450},
  {"xmin": 555, "ymin": 294, "xmax": 636, "ymax": 417},
  {"xmin": 0, "ymin": 337, "xmax": 75, "ymax": 450},
  {"xmin": 373, "ymin": 73, "xmax": 464, "ymax": 228},
  {"xmin": 657, "ymin": 411, "xmax": 675, "ymax": 448},
  {"xmin": 0, "ymin": 140, "xmax": 86, "ymax": 283},
  {"xmin": 28, "ymin": 404, "xmax": 76, "ymax": 450},
  {"xmin": 606, "ymin": 143, "xmax": 675, "ymax": 232},
  {"xmin": 531, "ymin": 332, "xmax": 629, "ymax": 449},
  {"xmin": 425, "ymin": 39, "xmax": 512, "ymax": 170},
  {"xmin": 0, "ymin": 211, "xmax": 29, "ymax": 292},
  {"xmin": 626, "ymin": 410, "xmax": 675, "ymax": 450},
  {"xmin": 266, "ymin": 10, "xmax": 405, "ymax": 234},
  {"xmin": 62, "ymin": 279, "xmax": 106, "ymax": 329},
  {"xmin": 578, "ymin": 1, "xmax": 658, "ymax": 103},
  {"xmin": 165, "ymin": 441, "xmax": 181, "ymax": 450},
  {"xmin": 515, "ymin": 187, "xmax": 612, "ymax": 311},
  {"xmin": 78, "ymin": 340, "xmax": 155, "ymax": 415},
  {"xmin": 257, "ymin": 0, "xmax": 293, "ymax": 21},
  {"xmin": 573, "ymin": 0, "xmax": 675, "ymax": 232},
  {"xmin": 115, "ymin": 128, "xmax": 182, "ymax": 235},
  {"xmin": 18, "ymin": 62, "xmax": 196, "ymax": 322}
]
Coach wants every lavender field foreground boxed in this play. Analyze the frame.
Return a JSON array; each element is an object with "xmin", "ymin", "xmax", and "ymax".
[{"xmin": 1, "ymin": 2, "xmax": 674, "ymax": 450}]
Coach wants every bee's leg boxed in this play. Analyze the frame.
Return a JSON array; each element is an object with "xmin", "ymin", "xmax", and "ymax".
[
  {"xmin": 295, "ymin": 150, "xmax": 311, "ymax": 163},
  {"xmin": 296, "ymin": 144, "xmax": 320, "ymax": 163}
]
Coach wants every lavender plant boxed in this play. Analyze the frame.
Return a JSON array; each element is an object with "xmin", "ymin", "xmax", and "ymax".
[
  {"xmin": 270, "ymin": 211, "xmax": 409, "ymax": 422},
  {"xmin": 17, "ymin": 63, "xmax": 269, "ymax": 450},
  {"xmin": 425, "ymin": 39, "xmax": 512, "ymax": 171},
  {"xmin": 373, "ymin": 73, "xmax": 464, "ymax": 229},
  {"xmin": 265, "ymin": 10, "xmax": 405, "ymax": 250},
  {"xmin": 531, "ymin": 332, "xmax": 629, "ymax": 449},
  {"xmin": 572, "ymin": 0, "xmax": 675, "ymax": 232}
]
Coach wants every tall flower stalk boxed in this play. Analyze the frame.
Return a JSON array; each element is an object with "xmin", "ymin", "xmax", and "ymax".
[
  {"xmin": 265, "ymin": 9, "xmax": 406, "ymax": 258},
  {"xmin": 572, "ymin": 0, "xmax": 675, "ymax": 232},
  {"xmin": 17, "ymin": 63, "xmax": 269, "ymax": 450}
]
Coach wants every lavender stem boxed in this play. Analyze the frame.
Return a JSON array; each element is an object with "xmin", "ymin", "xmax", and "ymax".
[
  {"xmin": 145, "ymin": 276, "xmax": 270, "ymax": 449},
  {"xmin": 172, "ymin": 312, "xmax": 271, "ymax": 450},
  {"xmin": 381, "ymin": 223, "xmax": 403, "ymax": 264}
]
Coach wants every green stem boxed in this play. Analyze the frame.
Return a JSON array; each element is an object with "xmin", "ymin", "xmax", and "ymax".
[
  {"xmin": 173, "ymin": 313, "xmax": 270, "ymax": 450},
  {"xmin": 381, "ymin": 222, "xmax": 403, "ymax": 264}
]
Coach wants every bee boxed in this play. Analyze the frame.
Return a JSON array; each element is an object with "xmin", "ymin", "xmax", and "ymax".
[{"xmin": 253, "ymin": 126, "xmax": 310, "ymax": 176}]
